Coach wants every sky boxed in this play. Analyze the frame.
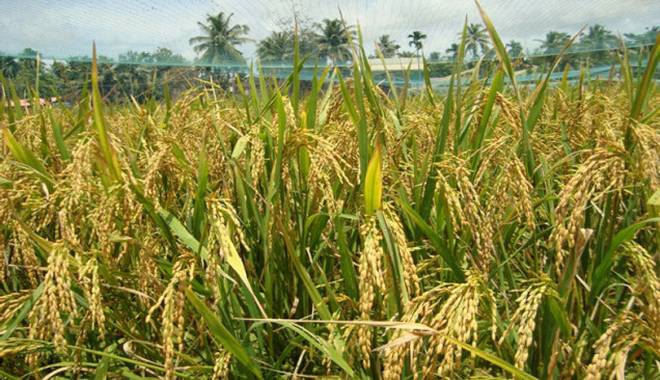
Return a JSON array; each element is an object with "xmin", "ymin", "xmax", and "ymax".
[{"xmin": 1, "ymin": 0, "xmax": 658, "ymax": 63}]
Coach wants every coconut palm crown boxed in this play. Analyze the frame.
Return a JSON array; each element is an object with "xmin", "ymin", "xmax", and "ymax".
[
  {"xmin": 315, "ymin": 19, "xmax": 355, "ymax": 65},
  {"xmin": 376, "ymin": 34, "xmax": 401, "ymax": 58},
  {"xmin": 189, "ymin": 12, "xmax": 250, "ymax": 65}
]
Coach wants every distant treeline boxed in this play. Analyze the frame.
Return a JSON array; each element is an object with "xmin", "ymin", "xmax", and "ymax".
[{"xmin": 0, "ymin": 15, "xmax": 657, "ymax": 102}]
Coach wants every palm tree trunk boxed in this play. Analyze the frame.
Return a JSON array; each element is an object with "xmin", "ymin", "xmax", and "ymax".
[{"xmin": 416, "ymin": 48, "xmax": 422, "ymax": 83}]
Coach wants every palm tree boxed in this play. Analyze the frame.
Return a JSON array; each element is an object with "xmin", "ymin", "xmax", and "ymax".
[
  {"xmin": 536, "ymin": 31, "xmax": 571, "ymax": 66},
  {"xmin": 257, "ymin": 31, "xmax": 293, "ymax": 63},
  {"xmin": 376, "ymin": 35, "xmax": 400, "ymax": 58},
  {"xmin": 298, "ymin": 28, "xmax": 322, "ymax": 62},
  {"xmin": 580, "ymin": 24, "xmax": 616, "ymax": 64},
  {"xmin": 0, "ymin": 55, "xmax": 20, "ymax": 78},
  {"xmin": 581, "ymin": 24, "xmax": 616, "ymax": 49},
  {"xmin": 464, "ymin": 23, "xmax": 489, "ymax": 58},
  {"xmin": 624, "ymin": 26, "xmax": 659, "ymax": 48},
  {"xmin": 624, "ymin": 26, "xmax": 659, "ymax": 59},
  {"xmin": 445, "ymin": 43, "xmax": 459, "ymax": 60},
  {"xmin": 408, "ymin": 31, "xmax": 427, "ymax": 58},
  {"xmin": 537, "ymin": 31, "xmax": 570, "ymax": 55},
  {"xmin": 408, "ymin": 31, "xmax": 426, "ymax": 82},
  {"xmin": 376, "ymin": 34, "xmax": 401, "ymax": 58},
  {"xmin": 189, "ymin": 12, "xmax": 250, "ymax": 65},
  {"xmin": 506, "ymin": 40, "xmax": 524, "ymax": 59},
  {"xmin": 315, "ymin": 19, "xmax": 354, "ymax": 65}
]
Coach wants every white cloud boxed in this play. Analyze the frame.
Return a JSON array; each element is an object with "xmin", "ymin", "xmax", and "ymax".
[{"xmin": 1, "ymin": 0, "xmax": 658, "ymax": 61}]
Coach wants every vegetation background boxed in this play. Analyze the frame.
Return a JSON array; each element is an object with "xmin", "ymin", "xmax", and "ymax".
[
  {"xmin": 0, "ymin": 2, "xmax": 658, "ymax": 379},
  {"xmin": 1, "ymin": 10, "xmax": 657, "ymax": 102}
]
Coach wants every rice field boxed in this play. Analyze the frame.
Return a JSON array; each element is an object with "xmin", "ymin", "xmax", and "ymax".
[{"xmin": 0, "ymin": 8, "xmax": 659, "ymax": 380}]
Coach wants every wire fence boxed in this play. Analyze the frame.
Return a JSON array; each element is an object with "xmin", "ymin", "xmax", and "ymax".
[
  {"xmin": 1, "ymin": 36, "xmax": 657, "ymax": 102},
  {"xmin": 0, "ymin": 36, "xmax": 656, "ymax": 69}
]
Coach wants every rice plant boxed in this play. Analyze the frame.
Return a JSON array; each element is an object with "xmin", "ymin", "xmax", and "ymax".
[{"xmin": 0, "ymin": 4, "xmax": 658, "ymax": 379}]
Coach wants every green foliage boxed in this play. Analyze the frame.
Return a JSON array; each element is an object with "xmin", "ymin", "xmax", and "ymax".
[
  {"xmin": 0, "ymin": 4, "xmax": 658, "ymax": 379},
  {"xmin": 315, "ymin": 18, "xmax": 355, "ymax": 65},
  {"xmin": 376, "ymin": 35, "xmax": 401, "ymax": 58},
  {"xmin": 189, "ymin": 11, "xmax": 250, "ymax": 65}
]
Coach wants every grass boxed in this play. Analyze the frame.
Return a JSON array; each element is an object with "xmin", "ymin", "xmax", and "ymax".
[{"xmin": 0, "ymin": 5, "xmax": 659, "ymax": 379}]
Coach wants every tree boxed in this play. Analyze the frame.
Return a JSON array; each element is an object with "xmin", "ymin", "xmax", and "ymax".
[
  {"xmin": 624, "ymin": 26, "xmax": 659, "ymax": 61},
  {"xmin": 151, "ymin": 48, "xmax": 188, "ymax": 66},
  {"xmin": 464, "ymin": 23, "xmax": 489, "ymax": 58},
  {"xmin": 624, "ymin": 26, "xmax": 659, "ymax": 48},
  {"xmin": 446, "ymin": 43, "xmax": 459, "ymax": 60},
  {"xmin": 538, "ymin": 31, "xmax": 570, "ymax": 54},
  {"xmin": 272, "ymin": 12, "xmax": 322, "ymax": 63},
  {"xmin": 17, "ymin": 48, "xmax": 39, "ymax": 69},
  {"xmin": 297, "ymin": 28, "xmax": 322, "ymax": 62},
  {"xmin": 579, "ymin": 24, "xmax": 616, "ymax": 64},
  {"xmin": 258, "ymin": 31, "xmax": 293, "ymax": 63},
  {"xmin": 189, "ymin": 12, "xmax": 250, "ymax": 65},
  {"xmin": 507, "ymin": 40, "xmax": 524, "ymax": 59},
  {"xmin": 114, "ymin": 48, "xmax": 189, "ymax": 100},
  {"xmin": 115, "ymin": 52, "xmax": 153, "ymax": 99},
  {"xmin": 536, "ymin": 31, "xmax": 570, "ymax": 66},
  {"xmin": 407, "ymin": 31, "xmax": 427, "ymax": 81},
  {"xmin": 258, "ymin": 28, "xmax": 320, "ymax": 65},
  {"xmin": 398, "ymin": 51, "xmax": 416, "ymax": 58},
  {"xmin": 427, "ymin": 61, "xmax": 452, "ymax": 77},
  {"xmin": 315, "ymin": 19, "xmax": 354, "ymax": 65},
  {"xmin": 51, "ymin": 59, "xmax": 90, "ymax": 100},
  {"xmin": 581, "ymin": 24, "xmax": 616, "ymax": 50},
  {"xmin": 429, "ymin": 51, "xmax": 441, "ymax": 61},
  {"xmin": 408, "ymin": 31, "xmax": 427, "ymax": 58},
  {"xmin": 10, "ymin": 49, "xmax": 58, "ymax": 97},
  {"xmin": 0, "ymin": 55, "xmax": 19, "ymax": 78},
  {"xmin": 376, "ymin": 35, "xmax": 400, "ymax": 58}
]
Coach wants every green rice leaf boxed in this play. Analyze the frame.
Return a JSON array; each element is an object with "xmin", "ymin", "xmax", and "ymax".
[
  {"xmin": 2, "ymin": 128, "xmax": 54, "ymax": 192},
  {"xmin": 91, "ymin": 43, "xmax": 123, "ymax": 183},
  {"xmin": 186, "ymin": 289, "xmax": 263, "ymax": 379},
  {"xmin": 364, "ymin": 143, "xmax": 383, "ymax": 215},
  {"xmin": 592, "ymin": 217, "xmax": 660, "ymax": 296},
  {"xmin": 443, "ymin": 335, "xmax": 537, "ymax": 380}
]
